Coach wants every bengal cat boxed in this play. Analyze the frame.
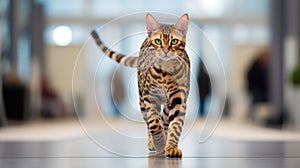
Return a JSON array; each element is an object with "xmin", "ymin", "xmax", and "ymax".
[{"xmin": 91, "ymin": 13, "xmax": 190, "ymax": 158}]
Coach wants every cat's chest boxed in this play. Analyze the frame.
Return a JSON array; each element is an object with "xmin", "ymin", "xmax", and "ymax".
[{"xmin": 139, "ymin": 55, "xmax": 186, "ymax": 73}]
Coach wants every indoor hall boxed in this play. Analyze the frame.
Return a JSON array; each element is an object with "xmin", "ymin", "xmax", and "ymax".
[{"xmin": 0, "ymin": 0, "xmax": 300, "ymax": 167}]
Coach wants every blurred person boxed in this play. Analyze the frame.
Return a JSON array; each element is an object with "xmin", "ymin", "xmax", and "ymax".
[
  {"xmin": 246, "ymin": 49, "xmax": 269, "ymax": 121},
  {"xmin": 197, "ymin": 61, "xmax": 211, "ymax": 117},
  {"xmin": 110, "ymin": 69, "xmax": 126, "ymax": 117},
  {"xmin": 41, "ymin": 74, "xmax": 66, "ymax": 118}
]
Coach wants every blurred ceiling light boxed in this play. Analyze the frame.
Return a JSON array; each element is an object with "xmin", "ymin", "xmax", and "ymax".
[
  {"xmin": 53, "ymin": 26, "xmax": 72, "ymax": 46},
  {"xmin": 197, "ymin": 0, "xmax": 224, "ymax": 17}
]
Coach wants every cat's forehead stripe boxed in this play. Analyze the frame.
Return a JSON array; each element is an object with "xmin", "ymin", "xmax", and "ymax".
[{"xmin": 160, "ymin": 24, "xmax": 172, "ymax": 34}]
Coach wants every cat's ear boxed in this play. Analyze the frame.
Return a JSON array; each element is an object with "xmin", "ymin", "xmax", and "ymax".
[
  {"xmin": 175, "ymin": 14, "xmax": 189, "ymax": 36},
  {"xmin": 146, "ymin": 13, "xmax": 160, "ymax": 35}
]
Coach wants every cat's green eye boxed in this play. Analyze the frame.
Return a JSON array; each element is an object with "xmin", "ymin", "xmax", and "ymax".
[
  {"xmin": 154, "ymin": 38, "xmax": 162, "ymax": 45},
  {"xmin": 171, "ymin": 39, "xmax": 178, "ymax": 45}
]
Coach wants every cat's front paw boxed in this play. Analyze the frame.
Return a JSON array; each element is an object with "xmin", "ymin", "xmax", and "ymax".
[{"xmin": 165, "ymin": 146, "xmax": 182, "ymax": 158}]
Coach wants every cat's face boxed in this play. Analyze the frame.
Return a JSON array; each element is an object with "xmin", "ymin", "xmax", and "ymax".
[{"xmin": 146, "ymin": 14, "xmax": 189, "ymax": 59}]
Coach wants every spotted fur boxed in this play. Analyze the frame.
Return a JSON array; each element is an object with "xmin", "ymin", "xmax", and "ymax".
[{"xmin": 91, "ymin": 13, "xmax": 190, "ymax": 158}]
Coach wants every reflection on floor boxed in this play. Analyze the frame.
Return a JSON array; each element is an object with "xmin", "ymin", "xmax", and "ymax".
[{"xmin": 0, "ymin": 118, "xmax": 299, "ymax": 168}]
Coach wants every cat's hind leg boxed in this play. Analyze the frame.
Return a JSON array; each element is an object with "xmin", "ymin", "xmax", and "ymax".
[
  {"xmin": 140, "ymin": 99, "xmax": 166, "ymax": 153},
  {"xmin": 147, "ymin": 130, "xmax": 155, "ymax": 151},
  {"xmin": 147, "ymin": 115, "xmax": 166, "ymax": 153},
  {"xmin": 162, "ymin": 105, "xmax": 170, "ymax": 139}
]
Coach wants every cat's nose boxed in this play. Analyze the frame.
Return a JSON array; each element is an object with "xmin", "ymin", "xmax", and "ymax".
[{"xmin": 163, "ymin": 48, "xmax": 169, "ymax": 54}]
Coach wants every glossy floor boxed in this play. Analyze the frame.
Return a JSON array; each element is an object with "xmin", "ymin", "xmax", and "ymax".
[{"xmin": 0, "ymin": 119, "xmax": 299, "ymax": 168}]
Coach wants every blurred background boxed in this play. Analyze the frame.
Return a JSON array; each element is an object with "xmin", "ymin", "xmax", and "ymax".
[{"xmin": 0, "ymin": 0, "xmax": 299, "ymax": 132}]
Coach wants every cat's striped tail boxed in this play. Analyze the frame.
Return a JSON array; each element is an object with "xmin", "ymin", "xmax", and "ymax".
[{"xmin": 91, "ymin": 30, "xmax": 138, "ymax": 68}]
